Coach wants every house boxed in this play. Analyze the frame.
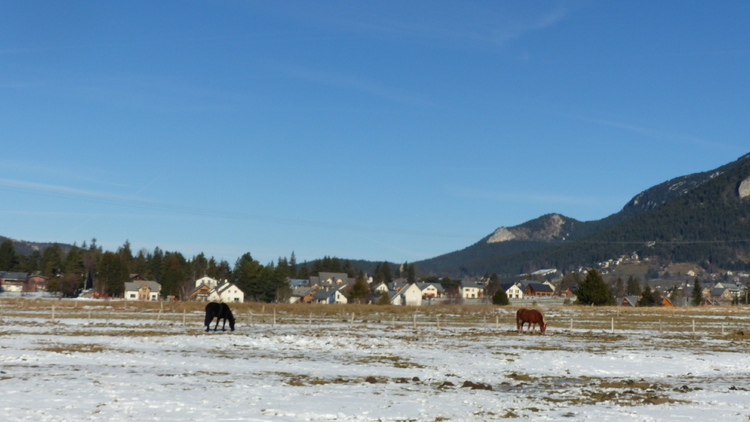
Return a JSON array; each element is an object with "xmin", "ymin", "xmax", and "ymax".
[
  {"xmin": 310, "ymin": 272, "xmax": 351, "ymax": 288},
  {"xmin": 558, "ymin": 285, "xmax": 578, "ymax": 298},
  {"xmin": 24, "ymin": 275, "xmax": 49, "ymax": 292},
  {"xmin": 708, "ymin": 287, "xmax": 732, "ymax": 302},
  {"xmin": 460, "ymin": 281, "xmax": 485, "ymax": 299},
  {"xmin": 124, "ymin": 281, "xmax": 162, "ymax": 301},
  {"xmin": 195, "ymin": 276, "xmax": 220, "ymax": 289},
  {"xmin": 389, "ymin": 279, "xmax": 409, "ymax": 291},
  {"xmin": 662, "ymin": 297, "xmax": 674, "ymax": 307},
  {"xmin": 189, "ymin": 284, "xmax": 212, "ymax": 302},
  {"xmin": 416, "ymin": 282, "xmax": 444, "ymax": 299},
  {"xmin": 371, "ymin": 281, "xmax": 389, "ymax": 294},
  {"xmin": 289, "ymin": 287, "xmax": 315, "ymax": 304},
  {"xmin": 386, "ymin": 283, "xmax": 423, "ymax": 306},
  {"xmin": 621, "ymin": 296, "xmax": 639, "ymax": 307},
  {"xmin": 313, "ymin": 287, "xmax": 348, "ymax": 304},
  {"xmin": 0, "ymin": 272, "xmax": 29, "ymax": 292},
  {"xmin": 501, "ymin": 283, "xmax": 524, "ymax": 299},
  {"xmin": 524, "ymin": 282, "xmax": 554, "ymax": 297},
  {"xmin": 289, "ymin": 279, "xmax": 309, "ymax": 288},
  {"xmin": 399, "ymin": 283, "xmax": 423, "ymax": 306},
  {"xmin": 207, "ymin": 282, "xmax": 244, "ymax": 303}
]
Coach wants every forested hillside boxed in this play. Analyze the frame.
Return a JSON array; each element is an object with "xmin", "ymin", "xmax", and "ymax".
[{"xmin": 416, "ymin": 153, "xmax": 750, "ymax": 276}]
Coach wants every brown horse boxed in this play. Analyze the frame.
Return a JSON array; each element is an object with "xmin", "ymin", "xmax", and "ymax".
[{"xmin": 516, "ymin": 308, "xmax": 546, "ymax": 334}]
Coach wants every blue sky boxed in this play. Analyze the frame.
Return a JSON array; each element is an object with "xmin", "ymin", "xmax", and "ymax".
[{"xmin": 1, "ymin": 1, "xmax": 749, "ymax": 265}]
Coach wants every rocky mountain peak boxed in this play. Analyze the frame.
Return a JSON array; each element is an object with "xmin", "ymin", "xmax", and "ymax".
[{"xmin": 487, "ymin": 213, "xmax": 568, "ymax": 244}]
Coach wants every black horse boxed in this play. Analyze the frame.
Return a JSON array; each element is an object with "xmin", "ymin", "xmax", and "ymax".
[{"xmin": 204, "ymin": 302, "xmax": 235, "ymax": 332}]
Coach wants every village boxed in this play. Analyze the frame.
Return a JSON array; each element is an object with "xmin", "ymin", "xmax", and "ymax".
[{"xmin": 2, "ymin": 255, "xmax": 749, "ymax": 308}]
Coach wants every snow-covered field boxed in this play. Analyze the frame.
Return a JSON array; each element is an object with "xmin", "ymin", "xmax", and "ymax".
[{"xmin": 2, "ymin": 303, "xmax": 750, "ymax": 421}]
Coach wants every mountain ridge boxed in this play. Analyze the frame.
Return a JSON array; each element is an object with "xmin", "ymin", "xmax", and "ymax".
[{"xmin": 415, "ymin": 152, "xmax": 750, "ymax": 276}]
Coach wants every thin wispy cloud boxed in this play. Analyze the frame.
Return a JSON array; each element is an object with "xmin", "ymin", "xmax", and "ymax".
[
  {"xmin": 449, "ymin": 184, "xmax": 604, "ymax": 207},
  {"xmin": 558, "ymin": 112, "xmax": 738, "ymax": 151},
  {"xmin": 284, "ymin": 2, "xmax": 568, "ymax": 49},
  {"xmin": 0, "ymin": 178, "xmax": 477, "ymax": 240},
  {"xmin": 271, "ymin": 61, "xmax": 434, "ymax": 107}
]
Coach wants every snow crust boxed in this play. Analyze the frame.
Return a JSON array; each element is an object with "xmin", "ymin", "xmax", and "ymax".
[{"xmin": 1, "ymin": 312, "xmax": 750, "ymax": 421}]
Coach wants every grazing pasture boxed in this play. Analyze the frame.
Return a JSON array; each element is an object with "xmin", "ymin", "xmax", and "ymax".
[{"xmin": 1, "ymin": 299, "xmax": 750, "ymax": 421}]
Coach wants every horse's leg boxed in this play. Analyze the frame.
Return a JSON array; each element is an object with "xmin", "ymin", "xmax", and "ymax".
[{"xmin": 214, "ymin": 318, "xmax": 220, "ymax": 331}]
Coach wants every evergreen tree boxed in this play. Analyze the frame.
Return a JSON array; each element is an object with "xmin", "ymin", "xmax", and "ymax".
[
  {"xmin": 150, "ymin": 247, "xmax": 164, "ymax": 282},
  {"xmin": 41, "ymin": 244, "xmax": 64, "ymax": 277},
  {"xmin": 613, "ymin": 276, "xmax": 625, "ymax": 298},
  {"xmin": 118, "ymin": 240, "xmax": 133, "ymax": 264},
  {"xmin": 131, "ymin": 249, "xmax": 151, "ymax": 279},
  {"xmin": 407, "ymin": 263, "xmax": 416, "ymax": 283},
  {"xmin": 22, "ymin": 249, "xmax": 41, "ymax": 273},
  {"xmin": 273, "ymin": 263, "xmax": 293, "ymax": 302},
  {"xmin": 492, "ymin": 288, "xmax": 509, "ymax": 306},
  {"xmin": 289, "ymin": 251, "xmax": 297, "ymax": 279},
  {"xmin": 349, "ymin": 274, "xmax": 370, "ymax": 304},
  {"xmin": 575, "ymin": 269, "xmax": 615, "ymax": 306},
  {"xmin": 691, "ymin": 277, "xmax": 703, "ymax": 306},
  {"xmin": 97, "ymin": 252, "xmax": 129, "ymax": 296},
  {"xmin": 63, "ymin": 245, "xmax": 85, "ymax": 278},
  {"xmin": 652, "ymin": 287, "xmax": 663, "ymax": 305},
  {"xmin": 378, "ymin": 292, "xmax": 391, "ymax": 305},
  {"xmin": 0, "ymin": 240, "xmax": 18, "ymax": 271},
  {"xmin": 161, "ymin": 252, "xmax": 187, "ymax": 299},
  {"xmin": 233, "ymin": 253, "xmax": 263, "ymax": 301},
  {"xmin": 626, "ymin": 276, "xmax": 641, "ymax": 296},
  {"xmin": 638, "ymin": 285, "xmax": 655, "ymax": 306}
]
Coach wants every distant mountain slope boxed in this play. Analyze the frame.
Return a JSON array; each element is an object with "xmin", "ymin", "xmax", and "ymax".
[
  {"xmin": 0, "ymin": 235, "xmax": 72, "ymax": 257},
  {"xmin": 416, "ymin": 152, "xmax": 750, "ymax": 276}
]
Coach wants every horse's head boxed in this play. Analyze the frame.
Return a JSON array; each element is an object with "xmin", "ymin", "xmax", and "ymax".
[
  {"xmin": 228, "ymin": 314, "xmax": 235, "ymax": 331},
  {"xmin": 540, "ymin": 321, "xmax": 547, "ymax": 334}
]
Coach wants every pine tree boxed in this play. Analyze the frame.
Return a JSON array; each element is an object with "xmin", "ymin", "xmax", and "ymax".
[
  {"xmin": 613, "ymin": 277, "xmax": 625, "ymax": 298},
  {"xmin": 0, "ymin": 240, "xmax": 18, "ymax": 271},
  {"xmin": 97, "ymin": 252, "xmax": 129, "ymax": 297},
  {"xmin": 691, "ymin": 278, "xmax": 703, "ymax": 306},
  {"xmin": 41, "ymin": 244, "xmax": 64, "ymax": 277},
  {"xmin": 575, "ymin": 269, "xmax": 615, "ymax": 306},
  {"xmin": 349, "ymin": 275, "xmax": 370, "ymax": 304},
  {"xmin": 638, "ymin": 285, "xmax": 655, "ymax": 306},
  {"xmin": 626, "ymin": 276, "xmax": 641, "ymax": 296},
  {"xmin": 492, "ymin": 288, "xmax": 509, "ymax": 306}
]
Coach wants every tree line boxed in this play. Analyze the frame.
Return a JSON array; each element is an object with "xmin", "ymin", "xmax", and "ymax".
[
  {"xmin": 0, "ymin": 239, "xmax": 441, "ymax": 303},
  {"xmin": 0, "ymin": 239, "xmax": 299, "ymax": 301}
]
